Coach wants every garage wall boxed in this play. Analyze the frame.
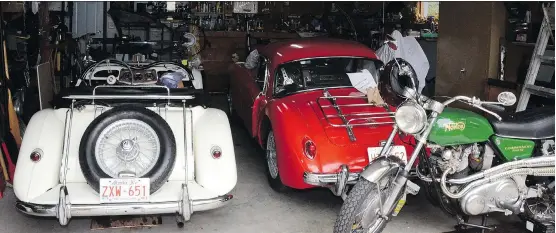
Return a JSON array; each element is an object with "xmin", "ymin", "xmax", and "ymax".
[{"xmin": 436, "ymin": 2, "xmax": 506, "ymax": 98}]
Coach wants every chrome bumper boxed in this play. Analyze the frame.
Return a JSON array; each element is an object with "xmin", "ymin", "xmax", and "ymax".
[
  {"xmin": 303, "ymin": 165, "xmax": 360, "ymax": 196},
  {"xmin": 16, "ymin": 194, "xmax": 233, "ymax": 218}
]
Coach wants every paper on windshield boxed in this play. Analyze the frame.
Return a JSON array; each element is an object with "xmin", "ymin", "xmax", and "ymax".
[{"xmin": 347, "ymin": 69, "xmax": 377, "ymax": 94}]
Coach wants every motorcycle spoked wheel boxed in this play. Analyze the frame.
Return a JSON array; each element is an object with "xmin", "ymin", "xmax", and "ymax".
[
  {"xmin": 334, "ymin": 169, "xmax": 401, "ymax": 233},
  {"xmin": 523, "ymin": 182, "xmax": 555, "ymax": 224}
]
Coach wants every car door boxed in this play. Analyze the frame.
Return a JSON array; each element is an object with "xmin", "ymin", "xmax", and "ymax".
[
  {"xmin": 243, "ymin": 56, "xmax": 268, "ymax": 137},
  {"xmin": 251, "ymin": 59, "xmax": 272, "ymax": 139}
]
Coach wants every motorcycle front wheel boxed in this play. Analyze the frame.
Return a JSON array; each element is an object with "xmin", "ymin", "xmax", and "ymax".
[{"xmin": 334, "ymin": 170, "xmax": 400, "ymax": 233}]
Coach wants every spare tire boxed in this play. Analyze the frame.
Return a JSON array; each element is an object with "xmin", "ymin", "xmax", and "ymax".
[{"xmin": 79, "ymin": 105, "xmax": 176, "ymax": 194}]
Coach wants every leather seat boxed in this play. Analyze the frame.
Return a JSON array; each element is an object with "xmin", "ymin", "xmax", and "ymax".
[{"xmin": 490, "ymin": 106, "xmax": 555, "ymax": 139}]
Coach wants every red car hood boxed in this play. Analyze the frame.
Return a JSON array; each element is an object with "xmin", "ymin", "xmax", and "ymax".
[{"xmin": 278, "ymin": 88, "xmax": 396, "ymax": 147}]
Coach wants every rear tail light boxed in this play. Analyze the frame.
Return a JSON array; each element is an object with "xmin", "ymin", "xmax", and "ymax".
[
  {"xmin": 303, "ymin": 139, "xmax": 317, "ymax": 160},
  {"xmin": 211, "ymin": 146, "xmax": 222, "ymax": 159},
  {"xmin": 30, "ymin": 149, "xmax": 43, "ymax": 162}
]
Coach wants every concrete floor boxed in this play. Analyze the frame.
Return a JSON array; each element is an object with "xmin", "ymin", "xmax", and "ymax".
[{"xmin": 0, "ymin": 96, "xmax": 527, "ymax": 233}]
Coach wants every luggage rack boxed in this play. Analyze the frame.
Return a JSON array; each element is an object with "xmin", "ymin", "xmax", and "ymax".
[
  {"xmin": 316, "ymin": 89, "xmax": 395, "ymax": 142},
  {"xmin": 63, "ymin": 85, "xmax": 196, "ymax": 105}
]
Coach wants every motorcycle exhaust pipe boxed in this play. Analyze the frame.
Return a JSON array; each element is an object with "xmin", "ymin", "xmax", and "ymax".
[
  {"xmin": 440, "ymin": 166, "xmax": 555, "ymax": 199},
  {"xmin": 449, "ymin": 156, "xmax": 554, "ymax": 184},
  {"xmin": 417, "ymin": 156, "xmax": 555, "ymax": 185}
]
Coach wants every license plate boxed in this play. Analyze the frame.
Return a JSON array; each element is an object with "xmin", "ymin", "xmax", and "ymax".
[
  {"xmin": 367, "ymin": 145, "xmax": 408, "ymax": 163},
  {"xmin": 100, "ymin": 178, "xmax": 150, "ymax": 203}
]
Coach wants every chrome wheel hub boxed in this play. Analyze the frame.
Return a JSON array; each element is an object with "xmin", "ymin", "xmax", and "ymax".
[
  {"xmin": 116, "ymin": 139, "xmax": 140, "ymax": 161},
  {"xmin": 95, "ymin": 119, "xmax": 161, "ymax": 178},
  {"xmin": 266, "ymin": 132, "xmax": 278, "ymax": 179}
]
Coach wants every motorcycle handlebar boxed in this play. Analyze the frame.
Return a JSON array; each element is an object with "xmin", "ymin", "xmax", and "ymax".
[
  {"xmin": 483, "ymin": 103, "xmax": 505, "ymax": 112},
  {"xmin": 441, "ymin": 95, "xmax": 503, "ymax": 121},
  {"xmin": 441, "ymin": 96, "xmax": 474, "ymax": 106}
]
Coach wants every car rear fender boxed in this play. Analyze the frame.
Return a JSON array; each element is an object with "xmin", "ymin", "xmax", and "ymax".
[
  {"xmin": 14, "ymin": 109, "xmax": 65, "ymax": 202},
  {"xmin": 191, "ymin": 107, "xmax": 237, "ymax": 195},
  {"xmin": 266, "ymin": 105, "xmax": 320, "ymax": 188}
]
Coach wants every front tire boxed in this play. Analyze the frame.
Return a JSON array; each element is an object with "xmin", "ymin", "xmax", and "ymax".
[
  {"xmin": 265, "ymin": 130, "xmax": 290, "ymax": 192},
  {"xmin": 334, "ymin": 170, "xmax": 400, "ymax": 233}
]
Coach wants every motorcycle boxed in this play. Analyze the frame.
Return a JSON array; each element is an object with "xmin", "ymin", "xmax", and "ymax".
[{"xmin": 334, "ymin": 41, "xmax": 555, "ymax": 233}]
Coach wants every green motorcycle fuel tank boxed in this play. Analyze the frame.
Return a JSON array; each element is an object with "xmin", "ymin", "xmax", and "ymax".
[
  {"xmin": 428, "ymin": 108, "xmax": 535, "ymax": 161},
  {"xmin": 428, "ymin": 108, "xmax": 494, "ymax": 146}
]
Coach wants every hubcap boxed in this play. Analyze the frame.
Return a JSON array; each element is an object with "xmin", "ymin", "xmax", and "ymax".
[
  {"xmin": 95, "ymin": 119, "xmax": 161, "ymax": 178},
  {"xmin": 266, "ymin": 132, "xmax": 279, "ymax": 179}
]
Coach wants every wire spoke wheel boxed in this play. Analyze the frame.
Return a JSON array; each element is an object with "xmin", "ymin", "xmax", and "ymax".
[
  {"xmin": 266, "ymin": 132, "xmax": 279, "ymax": 179},
  {"xmin": 95, "ymin": 119, "xmax": 161, "ymax": 178},
  {"xmin": 353, "ymin": 174, "xmax": 395, "ymax": 232},
  {"xmin": 79, "ymin": 105, "xmax": 176, "ymax": 194},
  {"xmin": 334, "ymin": 169, "xmax": 401, "ymax": 233}
]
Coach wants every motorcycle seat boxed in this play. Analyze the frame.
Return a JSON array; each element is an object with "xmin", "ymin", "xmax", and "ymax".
[{"xmin": 489, "ymin": 106, "xmax": 555, "ymax": 139}]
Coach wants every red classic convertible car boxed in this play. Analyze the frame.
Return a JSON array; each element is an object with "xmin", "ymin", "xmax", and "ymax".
[{"xmin": 228, "ymin": 38, "xmax": 416, "ymax": 196}]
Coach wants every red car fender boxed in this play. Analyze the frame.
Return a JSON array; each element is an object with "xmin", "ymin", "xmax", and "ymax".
[{"xmin": 263, "ymin": 101, "xmax": 319, "ymax": 189}]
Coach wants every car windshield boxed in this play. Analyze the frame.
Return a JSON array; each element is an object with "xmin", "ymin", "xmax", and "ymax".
[{"xmin": 273, "ymin": 57, "xmax": 381, "ymax": 97}]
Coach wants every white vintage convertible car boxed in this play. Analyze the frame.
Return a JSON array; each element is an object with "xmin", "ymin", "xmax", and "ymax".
[{"xmin": 13, "ymin": 84, "xmax": 236, "ymax": 226}]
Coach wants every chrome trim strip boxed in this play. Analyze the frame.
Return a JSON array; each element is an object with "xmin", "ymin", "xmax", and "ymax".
[
  {"xmin": 63, "ymin": 95, "xmax": 195, "ymax": 100},
  {"xmin": 286, "ymin": 56, "xmax": 375, "ymax": 64},
  {"xmin": 59, "ymin": 100, "xmax": 75, "ymax": 186},
  {"xmin": 62, "ymin": 85, "xmax": 196, "ymax": 104},
  {"xmin": 273, "ymin": 86, "xmax": 354, "ymax": 97},
  {"xmin": 303, "ymin": 172, "xmax": 360, "ymax": 186},
  {"xmin": 304, "ymin": 166, "xmax": 419, "ymax": 197},
  {"xmin": 303, "ymin": 166, "xmax": 361, "ymax": 197},
  {"xmin": 493, "ymin": 134, "xmax": 555, "ymax": 140},
  {"xmin": 15, "ymin": 194, "xmax": 233, "ymax": 218}
]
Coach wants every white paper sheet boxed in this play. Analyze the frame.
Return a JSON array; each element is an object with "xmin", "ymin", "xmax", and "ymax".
[{"xmin": 347, "ymin": 69, "xmax": 377, "ymax": 94}]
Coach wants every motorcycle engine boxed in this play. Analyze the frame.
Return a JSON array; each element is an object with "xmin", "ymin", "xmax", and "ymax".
[
  {"xmin": 429, "ymin": 143, "xmax": 495, "ymax": 178},
  {"xmin": 429, "ymin": 143, "xmax": 525, "ymax": 216}
]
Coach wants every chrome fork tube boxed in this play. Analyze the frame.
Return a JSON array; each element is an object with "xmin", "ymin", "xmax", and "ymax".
[
  {"xmin": 381, "ymin": 113, "xmax": 439, "ymax": 216},
  {"xmin": 379, "ymin": 125, "xmax": 399, "ymax": 157},
  {"xmin": 404, "ymin": 112, "xmax": 439, "ymax": 172}
]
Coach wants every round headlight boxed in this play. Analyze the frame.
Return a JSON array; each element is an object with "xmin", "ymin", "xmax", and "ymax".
[{"xmin": 395, "ymin": 103, "xmax": 427, "ymax": 134}]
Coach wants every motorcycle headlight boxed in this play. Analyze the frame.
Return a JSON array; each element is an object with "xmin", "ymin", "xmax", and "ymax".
[{"xmin": 395, "ymin": 102, "xmax": 427, "ymax": 134}]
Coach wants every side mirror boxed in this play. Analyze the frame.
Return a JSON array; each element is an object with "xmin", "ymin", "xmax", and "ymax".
[
  {"xmin": 497, "ymin": 92, "xmax": 517, "ymax": 106},
  {"xmin": 385, "ymin": 34, "xmax": 398, "ymax": 50}
]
